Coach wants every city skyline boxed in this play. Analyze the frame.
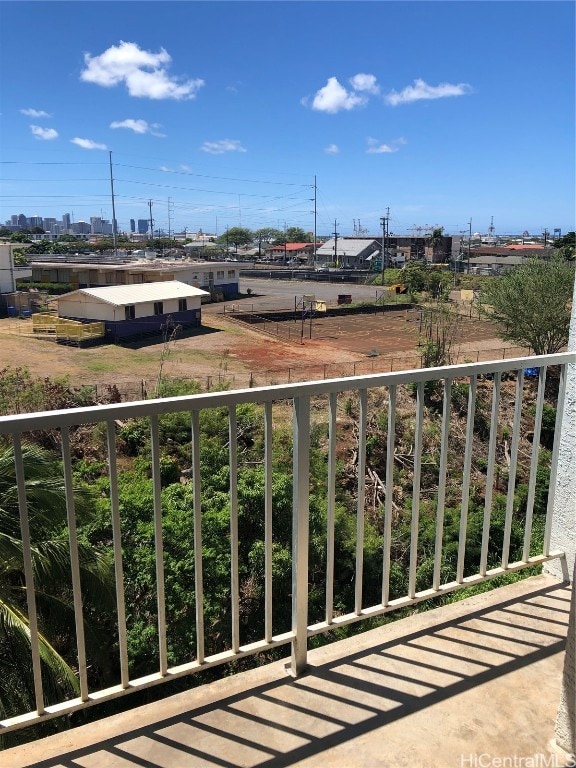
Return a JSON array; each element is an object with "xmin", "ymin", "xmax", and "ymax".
[
  {"xmin": 2, "ymin": 208, "xmax": 564, "ymax": 241},
  {"xmin": 0, "ymin": 2, "xmax": 574, "ymax": 237}
]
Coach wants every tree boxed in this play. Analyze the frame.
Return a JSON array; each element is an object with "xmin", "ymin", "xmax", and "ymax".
[
  {"xmin": 273, "ymin": 227, "xmax": 311, "ymax": 245},
  {"xmin": 552, "ymin": 231, "xmax": 575, "ymax": 261},
  {"xmin": 401, "ymin": 262, "xmax": 428, "ymax": 294},
  {"xmin": 285, "ymin": 227, "xmax": 311, "ymax": 243},
  {"xmin": 426, "ymin": 227, "xmax": 446, "ymax": 262},
  {"xmin": 253, "ymin": 228, "xmax": 282, "ymax": 257},
  {"xmin": 0, "ymin": 443, "xmax": 114, "ymax": 728},
  {"xmin": 480, "ymin": 260, "xmax": 575, "ymax": 355},
  {"xmin": 216, "ymin": 227, "xmax": 253, "ymax": 252}
]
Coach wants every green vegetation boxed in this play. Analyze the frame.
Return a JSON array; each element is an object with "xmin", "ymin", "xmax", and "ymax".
[
  {"xmin": 0, "ymin": 443, "xmax": 114, "ymax": 743},
  {"xmin": 0, "ymin": 366, "xmax": 557, "ymax": 745},
  {"xmin": 480, "ymin": 259, "xmax": 575, "ymax": 355}
]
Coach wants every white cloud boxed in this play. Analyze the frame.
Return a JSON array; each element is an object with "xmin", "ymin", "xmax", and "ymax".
[
  {"xmin": 180, "ymin": 164, "xmax": 191, "ymax": 172},
  {"xmin": 80, "ymin": 41, "xmax": 204, "ymax": 100},
  {"xmin": 30, "ymin": 125, "xmax": 58, "ymax": 141},
  {"xmin": 21, "ymin": 108, "xmax": 51, "ymax": 118},
  {"xmin": 201, "ymin": 139, "xmax": 247, "ymax": 155},
  {"xmin": 110, "ymin": 118, "xmax": 165, "ymax": 136},
  {"xmin": 366, "ymin": 136, "xmax": 406, "ymax": 154},
  {"xmin": 71, "ymin": 137, "xmax": 108, "ymax": 150},
  {"xmin": 385, "ymin": 78, "xmax": 472, "ymax": 106},
  {"xmin": 324, "ymin": 144, "xmax": 340, "ymax": 155},
  {"xmin": 310, "ymin": 77, "xmax": 366, "ymax": 113},
  {"xmin": 159, "ymin": 165, "xmax": 173, "ymax": 172},
  {"xmin": 349, "ymin": 73, "xmax": 379, "ymax": 95}
]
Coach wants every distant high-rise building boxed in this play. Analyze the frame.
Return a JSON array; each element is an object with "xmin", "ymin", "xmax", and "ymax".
[
  {"xmin": 71, "ymin": 221, "xmax": 91, "ymax": 235},
  {"xmin": 17, "ymin": 214, "xmax": 27, "ymax": 228},
  {"xmin": 130, "ymin": 218, "xmax": 136, "ymax": 233},
  {"xmin": 10, "ymin": 215, "xmax": 18, "ymax": 226},
  {"xmin": 28, "ymin": 216, "xmax": 44, "ymax": 229},
  {"xmin": 62, "ymin": 213, "xmax": 71, "ymax": 230},
  {"xmin": 137, "ymin": 218, "xmax": 149, "ymax": 235}
]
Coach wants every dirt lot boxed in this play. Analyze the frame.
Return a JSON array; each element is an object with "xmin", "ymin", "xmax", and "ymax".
[
  {"xmin": 0, "ymin": 275, "xmax": 525, "ymax": 393},
  {"xmin": 0, "ymin": 305, "xmax": 525, "ymax": 395}
]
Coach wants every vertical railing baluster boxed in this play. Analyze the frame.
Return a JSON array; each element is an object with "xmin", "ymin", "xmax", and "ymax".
[
  {"xmin": 408, "ymin": 380, "xmax": 425, "ymax": 598},
  {"xmin": 355, "ymin": 389, "xmax": 367, "ymax": 614},
  {"xmin": 523, "ymin": 367, "xmax": 547, "ymax": 562},
  {"xmin": 433, "ymin": 377, "xmax": 452, "ymax": 591},
  {"xmin": 502, "ymin": 370, "xmax": 524, "ymax": 568},
  {"xmin": 544, "ymin": 363, "xmax": 568, "ymax": 556},
  {"xmin": 13, "ymin": 435, "xmax": 45, "ymax": 715},
  {"xmin": 291, "ymin": 395, "xmax": 310, "ymax": 676},
  {"xmin": 191, "ymin": 410, "xmax": 204, "ymax": 663},
  {"xmin": 264, "ymin": 402, "xmax": 273, "ymax": 642},
  {"xmin": 326, "ymin": 392, "xmax": 337, "ymax": 624},
  {"xmin": 150, "ymin": 415, "xmax": 167, "ymax": 676},
  {"xmin": 457, "ymin": 375, "xmax": 477, "ymax": 583},
  {"xmin": 228, "ymin": 406, "xmax": 240, "ymax": 654},
  {"xmin": 60, "ymin": 427, "xmax": 88, "ymax": 701},
  {"xmin": 480, "ymin": 373, "xmax": 501, "ymax": 576},
  {"xmin": 106, "ymin": 421, "xmax": 129, "ymax": 688},
  {"xmin": 382, "ymin": 385, "xmax": 396, "ymax": 606}
]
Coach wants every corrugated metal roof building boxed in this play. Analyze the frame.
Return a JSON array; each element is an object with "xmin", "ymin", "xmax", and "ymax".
[{"xmin": 57, "ymin": 281, "xmax": 210, "ymax": 342}]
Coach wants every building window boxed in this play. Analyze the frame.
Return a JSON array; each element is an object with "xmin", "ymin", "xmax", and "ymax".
[
  {"xmin": 154, "ymin": 301, "xmax": 164, "ymax": 315},
  {"xmin": 217, "ymin": 270, "xmax": 224, "ymax": 279},
  {"xmin": 125, "ymin": 305, "xmax": 136, "ymax": 320},
  {"xmin": 228, "ymin": 270, "xmax": 235, "ymax": 278},
  {"xmin": 178, "ymin": 298, "xmax": 187, "ymax": 312}
]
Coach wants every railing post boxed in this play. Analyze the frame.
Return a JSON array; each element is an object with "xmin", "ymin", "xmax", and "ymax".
[{"xmin": 291, "ymin": 395, "xmax": 310, "ymax": 676}]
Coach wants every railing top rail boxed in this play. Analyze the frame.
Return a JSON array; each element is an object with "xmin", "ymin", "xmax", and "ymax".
[{"xmin": 0, "ymin": 351, "xmax": 574, "ymax": 434}]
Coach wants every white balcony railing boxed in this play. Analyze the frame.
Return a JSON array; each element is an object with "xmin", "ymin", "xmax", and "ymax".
[{"xmin": 0, "ymin": 352, "xmax": 573, "ymax": 735}]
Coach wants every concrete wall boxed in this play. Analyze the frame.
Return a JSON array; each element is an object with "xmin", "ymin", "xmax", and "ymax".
[
  {"xmin": 545, "ymin": 272, "xmax": 576, "ymax": 584},
  {"xmin": 545, "ymin": 273, "xmax": 576, "ymax": 758}
]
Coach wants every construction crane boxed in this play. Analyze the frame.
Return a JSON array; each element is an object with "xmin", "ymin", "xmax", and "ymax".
[{"xmin": 408, "ymin": 225, "xmax": 432, "ymax": 237}]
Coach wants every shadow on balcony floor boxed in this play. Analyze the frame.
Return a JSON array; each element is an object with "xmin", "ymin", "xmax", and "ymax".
[{"xmin": 6, "ymin": 574, "xmax": 572, "ymax": 768}]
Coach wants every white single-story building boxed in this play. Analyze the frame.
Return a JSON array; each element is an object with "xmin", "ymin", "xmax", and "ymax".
[{"xmin": 57, "ymin": 281, "xmax": 210, "ymax": 342}]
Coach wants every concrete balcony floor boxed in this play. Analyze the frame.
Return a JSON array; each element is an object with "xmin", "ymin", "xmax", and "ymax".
[{"xmin": 6, "ymin": 574, "xmax": 572, "ymax": 768}]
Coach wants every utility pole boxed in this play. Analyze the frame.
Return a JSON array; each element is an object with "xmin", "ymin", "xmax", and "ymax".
[
  {"xmin": 332, "ymin": 219, "xmax": 339, "ymax": 268},
  {"xmin": 380, "ymin": 207, "xmax": 389, "ymax": 284},
  {"xmin": 167, "ymin": 197, "xmax": 172, "ymax": 241},
  {"xmin": 148, "ymin": 200, "xmax": 154, "ymax": 243},
  {"xmin": 108, "ymin": 151, "xmax": 118, "ymax": 258},
  {"xmin": 313, "ymin": 175, "xmax": 317, "ymax": 268},
  {"xmin": 542, "ymin": 228, "xmax": 549, "ymax": 247},
  {"xmin": 468, "ymin": 218, "xmax": 472, "ymax": 274}
]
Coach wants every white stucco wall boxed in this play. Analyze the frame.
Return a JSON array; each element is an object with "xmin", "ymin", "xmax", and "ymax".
[
  {"xmin": 58, "ymin": 293, "xmax": 202, "ymax": 321},
  {"xmin": 545, "ymin": 273, "xmax": 575, "ymax": 757},
  {"xmin": 0, "ymin": 243, "xmax": 17, "ymax": 294},
  {"xmin": 545, "ymin": 273, "xmax": 576, "ymax": 584}
]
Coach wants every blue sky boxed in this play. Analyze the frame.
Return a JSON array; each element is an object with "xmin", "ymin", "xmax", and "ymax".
[{"xmin": 0, "ymin": 1, "xmax": 574, "ymax": 238}]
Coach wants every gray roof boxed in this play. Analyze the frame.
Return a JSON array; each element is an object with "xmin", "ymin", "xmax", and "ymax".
[
  {"xmin": 58, "ymin": 280, "xmax": 209, "ymax": 307},
  {"xmin": 316, "ymin": 238, "xmax": 379, "ymax": 258}
]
